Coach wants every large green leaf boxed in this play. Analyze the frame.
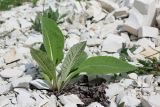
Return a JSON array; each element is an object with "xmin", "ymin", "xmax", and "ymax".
[
  {"xmin": 58, "ymin": 41, "xmax": 86, "ymax": 87},
  {"xmin": 77, "ymin": 56, "xmax": 136, "ymax": 74},
  {"xmin": 30, "ymin": 48, "xmax": 56, "ymax": 84},
  {"xmin": 41, "ymin": 17, "xmax": 64, "ymax": 65}
]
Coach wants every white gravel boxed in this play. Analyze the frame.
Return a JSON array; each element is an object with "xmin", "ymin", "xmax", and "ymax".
[{"xmin": 0, "ymin": 0, "xmax": 160, "ymax": 106}]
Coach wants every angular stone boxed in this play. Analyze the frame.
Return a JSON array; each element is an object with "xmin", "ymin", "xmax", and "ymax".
[
  {"xmin": 105, "ymin": 83, "xmax": 124, "ymax": 98},
  {"xmin": 0, "ymin": 18, "xmax": 20, "ymax": 34},
  {"xmin": 10, "ymin": 29, "xmax": 23, "ymax": 37},
  {"xmin": 11, "ymin": 75, "xmax": 33, "ymax": 88},
  {"xmin": 102, "ymin": 34, "xmax": 126, "ymax": 53},
  {"xmin": 156, "ymin": 14, "xmax": 160, "ymax": 28},
  {"xmin": 123, "ymin": 0, "xmax": 135, "ymax": 8},
  {"xmin": 152, "ymin": 36, "xmax": 160, "ymax": 46},
  {"xmin": 24, "ymin": 34, "xmax": 43, "ymax": 46},
  {"xmin": 140, "ymin": 46, "xmax": 160, "ymax": 59},
  {"xmin": 156, "ymin": 0, "xmax": 160, "ymax": 13},
  {"xmin": 80, "ymin": 32, "xmax": 90, "ymax": 40},
  {"xmin": 109, "ymin": 101, "xmax": 117, "ymax": 107},
  {"xmin": 101, "ymin": 20, "xmax": 123, "ymax": 38},
  {"xmin": 127, "ymin": 49, "xmax": 145, "ymax": 62},
  {"xmin": 120, "ymin": 32, "xmax": 130, "ymax": 46},
  {"xmin": 0, "ymin": 77, "xmax": 7, "ymax": 85},
  {"xmin": 138, "ymin": 26, "xmax": 159, "ymax": 38},
  {"xmin": 114, "ymin": 7, "xmax": 129, "ymax": 18},
  {"xmin": 120, "ymin": 95, "xmax": 141, "ymax": 107},
  {"xmin": 3, "ymin": 48, "xmax": 20, "ymax": 64},
  {"xmin": 155, "ymin": 76, "xmax": 160, "ymax": 85},
  {"xmin": 86, "ymin": 1, "xmax": 106, "ymax": 22},
  {"xmin": 73, "ymin": 1, "xmax": 86, "ymax": 13},
  {"xmin": 16, "ymin": 46, "xmax": 30, "ymax": 56},
  {"xmin": 142, "ymin": 94, "xmax": 160, "ymax": 107},
  {"xmin": 68, "ymin": 28, "xmax": 80, "ymax": 36},
  {"xmin": 128, "ymin": 73, "xmax": 138, "ymax": 80},
  {"xmin": 14, "ymin": 88, "xmax": 35, "ymax": 107},
  {"xmin": 0, "ymin": 61, "xmax": 4, "ymax": 69},
  {"xmin": 104, "ymin": 15, "xmax": 115, "ymax": 25},
  {"xmin": 87, "ymin": 102, "xmax": 104, "ymax": 107},
  {"xmin": 143, "ymin": 87, "xmax": 155, "ymax": 94},
  {"xmin": 18, "ymin": 18, "xmax": 32, "ymax": 29},
  {"xmin": 0, "ymin": 10, "xmax": 16, "ymax": 20},
  {"xmin": 133, "ymin": 47, "xmax": 144, "ymax": 54},
  {"xmin": 29, "ymin": 79, "xmax": 52, "ymax": 90},
  {"xmin": 122, "ymin": 8, "xmax": 144, "ymax": 35},
  {"xmin": 87, "ymin": 38, "xmax": 102, "ymax": 47},
  {"xmin": 122, "ymin": 0, "xmax": 156, "ymax": 35},
  {"xmin": 130, "ymin": 35, "xmax": 138, "ymax": 41},
  {"xmin": 120, "ymin": 79, "xmax": 135, "ymax": 88},
  {"xmin": 136, "ymin": 38, "xmax": 155, "ymax": 49},
  {"xmin": 32, "ymin": 90, "xmax": 49, "ymax": 106},
  {"xmin": 59, "ymin": 94, "xmax": 84, "ymax": 105},
  {"xmin": 134, "ymin": 0, "xmax": 155, "ymax": 15},
  {"xmin": 64, "ymin": 103, "xmax": 77, "ymax": 107},
  {"xmin": 0, "ymin": 83, "xmax": 12, "ymax": 95},
  {"xmin": 65, "ymin": 35, "xmax": 80, "ymax": 50},
  {"xmin": 98, "ymin": 0, "xmax": 119, "ymax": 12},
  {"xmin": 0, "ymin": 67, "xmax": 24, "ymax": 78},
  {"xmin": 42, "ymin": 95, "xmax": 57, "ymax": 107},
  {"xmin": 116, "ymin": 90, "xmax": 137, "ymax": 104},
  {"xmin": 134, "ymin": 0, "xmax": 156, "ymax": 25},
  {"xmin": 0, "ymin": 96, "xmax": 10, "ymax": 107},
  {"xmin": 10, "ymin": 97, "xmax": 17, "ymax": 105},
  {"xmin": 137, "ymin": 75, "xmax": 153, "ymax": 88}
]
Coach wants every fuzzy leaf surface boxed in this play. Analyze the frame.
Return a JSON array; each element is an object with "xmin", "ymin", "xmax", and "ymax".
[
  {"xmin": 30, "ymin": 48, "xmax": 56, "ymax": 83},
  {"xmin": 41, "ymin": 17, "xmax": 64, "ymax": 65},
  {"xmin": 59, "ymin": 41, "xmax": 86, "ymax": 86},
  {"xmin": 77, "ymin": 56, "xmax": 136, "ymax": 74},
  {"xmin": 71, "ymin": 51, "xmax": 87, "ymax": 71}
]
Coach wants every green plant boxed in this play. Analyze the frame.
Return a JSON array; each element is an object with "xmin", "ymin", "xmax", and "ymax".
[
  {"xmin": 0, "ymin": 0, "xmax": 31, "ymax": 10},
  {"xmin": 120, "ymin": 44, "xmax": 137, "ymax": 61},
  {"xmin": 30, "ymin": 17, "xmax": 136, "ymax": 92},
  {"xmin": 31, "ymin": 13, "xmax": 41, "ymax": 32},
  {"xmin": 31, "ymin": 0, "xmax": 38, "ymax": 6},
  {"xmin": 31, "ymin": 7, "xmax": 67, "ymax": 32},
  {"xmin": 118, "ymin": 102, "xmax": 125, "ymax": 107},
  {"xmin": 136, "ymin": 58, "xmax": 160, "ymax": 75}
]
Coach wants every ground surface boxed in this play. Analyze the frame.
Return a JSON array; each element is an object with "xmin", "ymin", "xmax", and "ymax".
[{"xmin": 0, "ymin": 0, "xmax": 160, "ymax": 107}]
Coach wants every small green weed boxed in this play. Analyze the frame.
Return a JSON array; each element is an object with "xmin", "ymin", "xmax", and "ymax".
[
  {"xmin": 0, "ymin": 0, "xmax": 36, "ymax": 10},
  {"xmin": 137, "ymin": 58, "xmax": 160, "ymax": 75},
  {"xmin": 120, "ymin": 44, "xmax": 137, "ymax": 61},
  {"xmin": 31, "ymin": 0, "xmax": 38, "ymax": 6},
  {"xmin": 32, "ymin": 7, "xmax": 67, "ymax": 32}
]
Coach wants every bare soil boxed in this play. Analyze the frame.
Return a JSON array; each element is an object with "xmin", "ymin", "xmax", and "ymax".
[{"xmin": 59, "ymin": 75, "xmax": 110, "ymax": 107}]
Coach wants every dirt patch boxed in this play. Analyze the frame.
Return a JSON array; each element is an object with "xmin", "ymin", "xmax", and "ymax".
[{"xmin": 59, "ymin": 75, "xmax": 110, "ymax": 107}]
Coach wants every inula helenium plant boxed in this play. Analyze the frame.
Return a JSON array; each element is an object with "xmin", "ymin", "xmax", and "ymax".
[{"xmin": 30, "ymin": 17, "xmax": 136, "ymax": 91}]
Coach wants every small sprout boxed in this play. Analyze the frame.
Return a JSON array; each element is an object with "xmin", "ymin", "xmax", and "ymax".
[
  {"xmin": 120, "ymin": 44, "xmax": 137, "ymax": 61},
  {"xmin": 31, "ymin": 7, "xmax": 67, "ymax": 32},
  {"xmin": 31, "ymin": 0, "xmax": 38, "ymax": 7},
  {"xmin": 31, "ymin": 13, "xmax": 42, "ymax": 32},
  {"xmin": 137, "ymin": 58, "xmax": 160, "ymax": 75},
  {"xmin": 118, "ymin": 102, "xmax": 125, "ymax": 107}
]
